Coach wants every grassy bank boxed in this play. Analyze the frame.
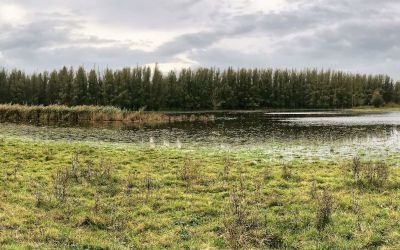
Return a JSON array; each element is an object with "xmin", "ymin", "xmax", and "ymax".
[
  {"xmin": 0, "ymin": 104, "xmax": 214, "ymax": 126},
  {"xmin": 1, "ymin": 138, "xmax": 400, "ymax": 249}
]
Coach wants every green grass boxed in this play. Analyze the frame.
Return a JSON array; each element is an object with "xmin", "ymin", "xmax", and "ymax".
[{"xmin": 1, "ymin": 138, "xmax": 400, "ymax": 249}]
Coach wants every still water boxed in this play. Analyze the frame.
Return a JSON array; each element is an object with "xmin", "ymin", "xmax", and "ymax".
[{"xmin": 1, "ymin": 111, "xmax": 399, "ymax": 160}]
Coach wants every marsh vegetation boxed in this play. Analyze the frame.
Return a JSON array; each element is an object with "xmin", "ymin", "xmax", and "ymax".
[{"xmin": 0, "ymin": 104, "xmax": 214, "ymax": 126}]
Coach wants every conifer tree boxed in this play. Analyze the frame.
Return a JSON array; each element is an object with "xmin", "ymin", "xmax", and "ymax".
[
  {"xmin": 0, "ymin": 69, "xmax": 7, "ymax": 103},
  {"xmin": 87, "ymin": 69, "xmax": 100, "ymax": 105},
  {"xmin": 150, "ymin": 64, "xmax": 164, "ymax": 110},
  {"xmin": 59, "ymin": 67, "xmax": 74, "ymax": 106},
  {"xmin": 102, "ymin": 68, "xmax": 115, "ymax": 106},
  {"xmin": 47, "ymin": 70, "xmax": 60, "ymax": 104},
  {"xmin": 73, "ymin": 67, "xmax": 88, "ymax": 105}
]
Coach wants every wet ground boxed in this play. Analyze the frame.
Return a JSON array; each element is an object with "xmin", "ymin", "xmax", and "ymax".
[{"xmin": 1, "ymin": 111, "xmax": 399, "ymax": 162}]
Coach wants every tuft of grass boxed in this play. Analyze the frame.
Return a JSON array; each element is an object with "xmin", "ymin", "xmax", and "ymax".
[
  {"xmin": 53, "ymin": 168, "xmax": 69, "ymax": 203},
  {"xmin": 316, "ymin": 189, "xmax": 333, "ymax": 231},
  {"xmin": 178, "ymin": 159, "xmax": 201, "ymax": 191}
]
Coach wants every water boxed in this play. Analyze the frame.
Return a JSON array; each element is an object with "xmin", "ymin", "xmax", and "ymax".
[{"xmin": 0, "ymin": 111, "xmax": 399, "ymax": 161}]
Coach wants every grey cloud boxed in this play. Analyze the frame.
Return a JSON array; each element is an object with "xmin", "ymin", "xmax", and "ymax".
[
  {"xmin": 1, "ymin": 0, "xmax": 400, "ymax": 78},
  {"xmin": 3, "ymin": 46, "xmax": 163, "ymax": 72},
  {"xmin": 0, "ymin": 20, "xmax": 72, "ymax": 51}
]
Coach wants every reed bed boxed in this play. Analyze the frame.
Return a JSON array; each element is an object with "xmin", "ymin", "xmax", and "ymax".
[{"xmin": 0, "ymin": 104, "xmax": 215, "ymax": 126}]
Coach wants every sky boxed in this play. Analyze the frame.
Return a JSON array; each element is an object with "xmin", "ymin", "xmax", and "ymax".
[{"xmin": 0, "ymin": 0, "xmax": 399, "ymax": 79}]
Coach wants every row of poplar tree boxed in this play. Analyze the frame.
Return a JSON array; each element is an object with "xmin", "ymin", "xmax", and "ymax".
[{"xmin": 0, "ymin": 66, "xmax": 399, "ymax": 110}]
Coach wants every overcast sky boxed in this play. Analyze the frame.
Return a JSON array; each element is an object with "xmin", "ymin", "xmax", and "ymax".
[{"xmin": 1, "ymin": 0, "xmax": 399, "ymax": 78}]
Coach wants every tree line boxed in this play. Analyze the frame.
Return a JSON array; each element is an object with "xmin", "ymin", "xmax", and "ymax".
[{"xmin": 0, "ymin": 65, "xmax": 399, "ymax": 110}]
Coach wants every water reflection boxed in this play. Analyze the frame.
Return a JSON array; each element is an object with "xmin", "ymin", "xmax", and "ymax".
[{"xmin": 0, "ymin": 111, "xmax": 399, "ymax": 157}]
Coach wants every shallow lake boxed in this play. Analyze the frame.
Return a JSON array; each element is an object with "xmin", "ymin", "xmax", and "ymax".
[{"xmin": 1, "ymin": 111, "xmax": 399, "ymax": 162}]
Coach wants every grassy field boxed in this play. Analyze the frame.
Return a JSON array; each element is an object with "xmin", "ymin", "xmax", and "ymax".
[{"xmin": 1, "ymin": 137, "xmax": 400, "ymax": 249}]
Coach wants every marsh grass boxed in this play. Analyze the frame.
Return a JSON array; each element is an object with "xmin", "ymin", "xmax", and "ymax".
[{"xmin": 0, "ymin": 104, "xmax": 215, "ymax": 126}]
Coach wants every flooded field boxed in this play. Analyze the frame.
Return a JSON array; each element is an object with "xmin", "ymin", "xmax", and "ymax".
[
  {"xmin": 2, "ymin": 111, "xmax": 400, "ymax": 249},
  {"xmin": 1, "ymin": 111, "xmax": 399, "ymax": 162}
]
